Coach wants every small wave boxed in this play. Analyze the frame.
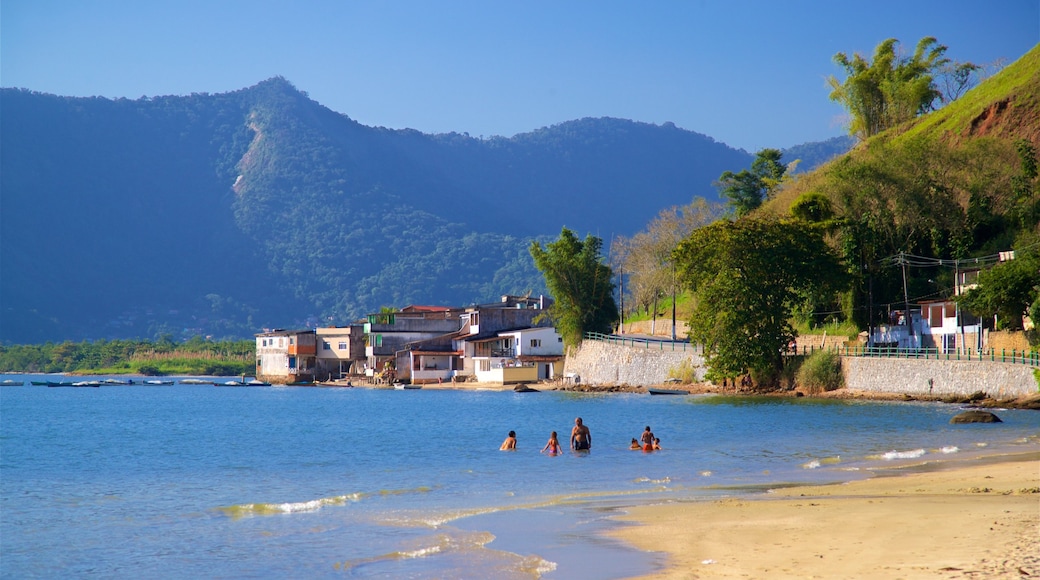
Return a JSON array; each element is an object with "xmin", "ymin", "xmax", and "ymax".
[
  {"xmin": 634, "ymin": 476, "xmax": 671, "ymax": 484},
  {"xmin": 700, "ymin": 470, "xmax": 712, "ymax": 477},
  {"xmin": 338, "ymin": 530, "xmax": 501, "ymax": 572},
  {"xmin": 396, "ymin": 545, "xmax": 442, "ymax": 559},
  {"xmin": 802, "ymin": 460, "xmax": 821, "ymax": 469},
  {"xmin": 939, "ymin": 446, "xmax": 959, "ymax": 454},
  {"xmin": 218, "ymin": 493, "xmax": 363, "ymax": 519},
  {"xmin": 881, "ymin": 448, "xmax": 926, "ymax": 460}
]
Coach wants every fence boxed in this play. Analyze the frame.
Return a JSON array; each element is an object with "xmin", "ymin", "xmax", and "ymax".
[
  {"xmin": 584, "ymin": 333, "xmax": 702, "ymax": 353},
  {"xmin": 796, "ymin": 344, "xmax": 1040, "ymax": 368},
  {"xmin": 584, "ymin": 334, "xmax": 1039, "ymax": 368}
]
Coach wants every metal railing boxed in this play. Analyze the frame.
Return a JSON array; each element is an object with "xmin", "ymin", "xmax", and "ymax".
[
  {"xmin": 796, "ymin": 344, "xmax": 1039, "ymax": 367},
  {"xmin": 582, "ymin": 333, "xmax": 1039, "ymax": 368},
  {"xmin": 584, "ymin": 332, "xmax": 702, "ymax": 353}
]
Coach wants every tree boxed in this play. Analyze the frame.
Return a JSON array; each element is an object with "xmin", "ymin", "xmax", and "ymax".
[
  {"xmin": 530, "ymin": 228, "xmax": 618, "ymax": 346},
  {"xmin": 674, "ymin": 218, "xmax": 847, "ymax": 383},
  {"xmin": 828, "ymin": 37, "xmax": 953, "ymax": 139},
  {"xmin": 612, "ymin": 197, "xmax": 724, "ymax": 321},
  {"xmin": 958, "ymin": 237, "xmax": 1040, "ymax": 331},
  {"xmin": 716, "ymin": 149, "xmax": 789, "ymax": 217}
]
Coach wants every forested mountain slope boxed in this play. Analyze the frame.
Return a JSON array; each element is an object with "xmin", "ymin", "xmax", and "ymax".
[{"xmin": 2, "ymin": 77, "xmax": 757, "ymax": 342}]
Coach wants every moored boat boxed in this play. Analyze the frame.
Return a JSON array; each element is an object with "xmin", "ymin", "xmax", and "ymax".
[
  {"xmin": 143, "ymin": 380, "xmax": 175, "ymax": 385},
  {"xmin": 647, "ymin": 388, "xmax": 688, "ymax": 395},
  {"xmin": 1, "ymin": 379, "xmax": 24, "ymax": 386}
]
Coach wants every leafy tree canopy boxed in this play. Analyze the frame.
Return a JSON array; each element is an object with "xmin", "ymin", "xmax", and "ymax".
[
  {"xmin": 612, "ymin": 197, "xmax": 724, "ymax": 318},
  {"xmin": 716, "ymin": 148, "xmax": 789, "ymax": 217},
  {"xmin": 828, "ymin": 37, "xmax": 975, "ymax": 140},
  {"xmin": 530, "ymin": 228, "xmax": 618, "ymax": 346},
  {"xmin": 674, "ymin": 217, "xmax": 848, "ymax": 382},
  {"xmin": 958, "ymin": 234, "xmax": 1040, "ymax": 331}
]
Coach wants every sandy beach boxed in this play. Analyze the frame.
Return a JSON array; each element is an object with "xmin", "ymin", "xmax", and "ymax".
[{"xmin": 613, "ymin": 452, "xmax": 1040, "ymax": 579}]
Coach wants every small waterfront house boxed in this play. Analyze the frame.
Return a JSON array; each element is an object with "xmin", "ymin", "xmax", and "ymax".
[
  {"xmin": 390, "ymin": 295, "xmax": 558, "ymax": 384},
  {"xmin": 255, "ymin": 329, "xmax": 317, "ymax": 383},
  {"xmin": 315, "ymin": 324, "xmax": 366, "ymax": 380}
]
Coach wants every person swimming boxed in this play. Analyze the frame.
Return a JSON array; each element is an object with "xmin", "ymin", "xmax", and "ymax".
[
  {"xmin": 629, "ymin": 438, "xmax": 641, "ymax": 450},
  {"xmin": 653, "ymin": 437, "xmax": 662, "ymax": 450},
  {"xmin": 542, "ymin": 431, "xmax": 563, "ymax": 455},
  {"xmin": 500, "ymin": 430, "xmax": 517, "ymax": 450}
]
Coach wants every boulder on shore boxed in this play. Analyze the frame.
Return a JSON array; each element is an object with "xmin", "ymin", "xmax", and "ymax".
[{"xmin": 949, "ymin": 410, "xmax": 1003, "ymax": 424}]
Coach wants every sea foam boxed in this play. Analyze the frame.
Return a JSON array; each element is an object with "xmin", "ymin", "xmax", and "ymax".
[{"xmin": 881, "ymin": 448, "xmax": 926, "ymax": 460}]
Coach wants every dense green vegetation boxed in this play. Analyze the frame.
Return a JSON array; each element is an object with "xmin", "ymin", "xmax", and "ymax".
[
  {"xmin": 530, "ymin": 228, "xmax": 618, "ymax": 346},
  {"xmin": 613, "ymin": 40, "xmax": 1039, "ymax": 386},
  {"xmin": 0, "ymin": 336, "xmax": 254, "ymax": 376},
  {"xmin": 674, "ymin": 217, "xmax": 847, "ymax": 382}
]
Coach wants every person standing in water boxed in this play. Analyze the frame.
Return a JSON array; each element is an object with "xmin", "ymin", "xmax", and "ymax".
[
  {"xmin": 571, "ymin": 417, "xmax": 591, "ymax": 451},
  {"xmin": 500, "ymin": 430, "xmax": 517, "ymax": 450},
  {"xmin": 541, "ymin": 431, "xmax": 563, "ymax": 455},
  {"xmin": 640, "ymin": 426, "xmax": 655, "ymax": 451}
]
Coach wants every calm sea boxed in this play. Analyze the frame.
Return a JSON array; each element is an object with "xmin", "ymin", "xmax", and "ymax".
[{"xmin": 2, "ymin": 375, "xmax": 1038, "ymax": 579}]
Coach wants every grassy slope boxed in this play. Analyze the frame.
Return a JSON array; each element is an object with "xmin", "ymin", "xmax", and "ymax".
[{"xmin": 762, "ymin": 43, "xmax": 1040, "ymax": 217}]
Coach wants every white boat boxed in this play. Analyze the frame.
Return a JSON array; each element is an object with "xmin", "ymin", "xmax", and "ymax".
[
  {"xmin": 393, "ymin": 383, "xmax": 421, "ymax": 390},
  {"xmin": 143, "ymin": 380, "xmax": 175, "ymax": 385}
]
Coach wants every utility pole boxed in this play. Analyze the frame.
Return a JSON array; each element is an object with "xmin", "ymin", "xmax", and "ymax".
[
  {"xmin": 618, "ymin": 266, "xmax": 624, "ymax": 335},
  {"xmin": 671, "ymin": 261, "xmax": 677, "ymax": 341},
  {"xmin": 900, "ymin": 252, "xmax": 913, "ymax": 344}
]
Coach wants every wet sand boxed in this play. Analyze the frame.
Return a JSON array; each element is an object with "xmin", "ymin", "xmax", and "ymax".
[{"xmin": 612, "ymin": 452, "xmax": 1040, "ymax": 579}]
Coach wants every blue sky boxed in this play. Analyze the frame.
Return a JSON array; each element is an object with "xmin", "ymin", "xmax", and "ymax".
[{"xmin": 3, "ymin": 1, "xmax": 1038, "ymax": 151}]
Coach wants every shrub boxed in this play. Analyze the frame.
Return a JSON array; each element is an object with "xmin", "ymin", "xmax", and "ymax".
[
  {"xmin": 137, "ymin": 364, "xmax": 162, "ymax": 376},
  {"xmin": 796, "ymin": 350, "xmax": 843, "ymax": 394},
  {"xmin": 667, "ymin": 359, "xmax": 700, "ymax": 383}
]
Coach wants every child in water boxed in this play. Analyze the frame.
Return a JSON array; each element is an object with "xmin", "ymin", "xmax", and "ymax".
[
  {"xmin": 629, "ymin": 438, "xmax": 641, "ymax": 450},
  {"xmin": 653, "ymin": 438, "xmax": 662, "ymax": 450},
  {"xmin": 541, "ymin": 431, "xmax": 563, "ymax": 455}
]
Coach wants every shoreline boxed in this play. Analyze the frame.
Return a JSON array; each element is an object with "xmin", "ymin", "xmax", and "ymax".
[{"xmin": 609, "ymin": 451, "xmax": 1040, "ymax": 579}]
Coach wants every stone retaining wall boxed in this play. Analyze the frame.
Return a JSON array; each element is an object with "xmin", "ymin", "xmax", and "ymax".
[
  {"xmin": 842, "ymin": 357, "xmax": 1037, "ymax": 398},
  {"xmin": 563, "ymin": 340, "xmax": 706, "ymax": 386},
  {"xmin": 564, "ymin": 339, "xmax": 1037, "ymax": 395}
]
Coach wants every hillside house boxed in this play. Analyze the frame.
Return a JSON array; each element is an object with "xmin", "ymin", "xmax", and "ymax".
[
  {"xmin": 868, "ymin": 298, "xmax": 983, "ymax": 353},
  {"xmin": 255, "ymin": 329, "xmax": 317, "ymax": 383}
]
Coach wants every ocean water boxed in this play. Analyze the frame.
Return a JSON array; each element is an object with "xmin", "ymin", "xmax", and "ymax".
[{"xmin": 2, "ymin": 375, "xmax": 1038, "ymax": 579}]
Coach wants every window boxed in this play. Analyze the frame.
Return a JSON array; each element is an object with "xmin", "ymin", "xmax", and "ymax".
[
  {"xmin": 262, "ymin": 339, "xmax": 267, "ymax": 346},
  {"xmin": 289, "ymin": 337, "xmax": 295, "ymax": 345},
  {"xmin": 338, "ymin": 342, "xmax": 347, "ymax": 350},
  {"xmin": 530, "ymin": 339, "xmax": 541, "ymax": 348},
  {"xmin": 322, "ymin": 341, "xmax": 331, "ymax": 350}
]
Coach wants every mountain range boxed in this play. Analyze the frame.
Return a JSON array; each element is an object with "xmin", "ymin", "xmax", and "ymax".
[{"xmin": 0, "ymin": 77, "xmax": 852, "ymax": 343}]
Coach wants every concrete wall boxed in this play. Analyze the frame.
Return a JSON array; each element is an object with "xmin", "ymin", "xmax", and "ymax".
[
  {"xmin": 563, "ymin": 339, "xmax": 706, "ymax": 386},
  {"xmin": 564, "ymin": 338, "xmax": 1037, "ymax": 396},
  {"xmin": 842, "ymin": 357, "xmax": 1037, "ymax": 398}
]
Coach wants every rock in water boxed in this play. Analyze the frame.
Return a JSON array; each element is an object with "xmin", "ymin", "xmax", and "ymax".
[{"xmin": 950, "ymin": 410, "xmax": 1003, "ymax": 424}]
